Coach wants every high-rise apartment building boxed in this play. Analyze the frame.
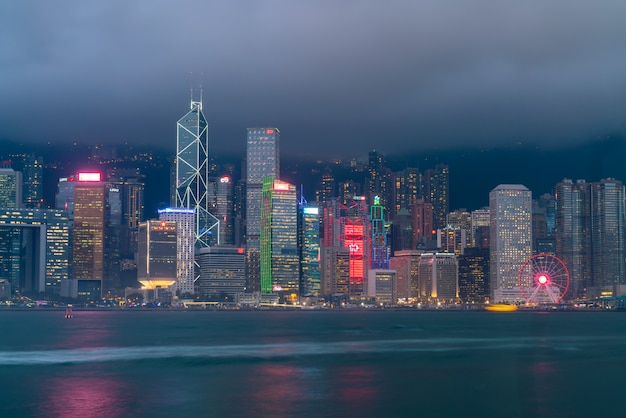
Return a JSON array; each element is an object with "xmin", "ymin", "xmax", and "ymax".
[
  {"xmin": 176, "ymin": 99, "xmax": 219, "ymax": 247},
  {"xmin": 489, "ymin": 184, "xmax": 532, "ymax": 302},
  {"xmin": 589, "ymin": 179, "xmax": 625, "ymax": 292},
  {"xmin": 437, "ymin": 226, "xmax": 467, "ymax": 256},
  {"xmin": 315, "ymin": 167, "xmax": 335, "ymax": 203},
  {"xmin": 411, "ymin": 199, "xmax": 434, "ymax": 248},
  {"xmin": 555, "ymin": 178, "xmax": 626, "ymax": 299},
  {"xmin": 424, "ymin": 164, "xmax": 449, "ymax": 230},
  {"xmin": 393, "ymin": 168, "xmax": 421, "ymax": 217},
  {"xmin": 554, "ymin": 179, "xmax": 588, "ymax": 298},
  {"xmin": 260, "ymin": 178, "xmax": 298, "ymax": 299}
]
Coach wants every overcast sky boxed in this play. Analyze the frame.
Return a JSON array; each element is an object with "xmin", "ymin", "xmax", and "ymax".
[{"xmin": 2, "ymin": 1, "xmax": 626, "ymax": 158}]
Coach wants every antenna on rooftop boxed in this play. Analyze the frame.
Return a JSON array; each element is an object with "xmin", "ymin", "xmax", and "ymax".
[{"xmin": 298, "ymin": 184, "xmax": 308, "ymax": 207}]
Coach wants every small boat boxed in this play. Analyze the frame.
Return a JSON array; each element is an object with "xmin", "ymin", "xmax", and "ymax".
[
  {"xmin": 65, "ymin": 307, "xmax": 73, "ymax": 319},
  {"xmin": 485, "ymin": 304, "xmax": 518, "ymax": 312}
]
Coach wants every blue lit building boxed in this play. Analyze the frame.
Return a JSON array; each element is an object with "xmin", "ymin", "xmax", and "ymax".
[
  {"xmin": 300, "ymin": 205, "xmax": 321, "ymax": 296},
  {"xmin": 176, "ymin": 99, "xmax": 219, "ymax": 248}
]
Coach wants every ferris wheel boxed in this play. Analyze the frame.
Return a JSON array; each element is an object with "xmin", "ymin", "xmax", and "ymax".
[{"xmin": 518, "ymin": 254, "xmax": 570, "ymax": 303}]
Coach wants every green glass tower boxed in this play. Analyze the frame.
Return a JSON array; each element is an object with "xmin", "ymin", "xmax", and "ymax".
[{"xmin": 260, "ymin": 177, "xmax": 298, "ymax": 298}]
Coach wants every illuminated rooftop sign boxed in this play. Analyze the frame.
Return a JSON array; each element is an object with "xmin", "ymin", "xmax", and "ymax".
[
  {"xmin": 303, "ymin": 207, "xmax": 319, "ymax": 215},
  {"xmin": 273, "ymin": 181, "xmax": 291, "ymax": 191},
  {"xmin": 266, "ymin": 129, "xmax": 274, "ymax": 134},
  {"xmin": 158, "ymin": 208, "xmax": 195, "ymax": 214},
  {"xmin": 77, "ymin": 172, "xmax": 101, "ymax": 182}
]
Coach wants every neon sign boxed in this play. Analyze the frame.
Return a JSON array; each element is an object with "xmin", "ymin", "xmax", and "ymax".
[
  {"xmin": 273, "ymin": 181, "xmax": 290, "ymax": 191},
  {"xmin": 77, "ymin": 172, "xmax": 101, "ymax": 182}
]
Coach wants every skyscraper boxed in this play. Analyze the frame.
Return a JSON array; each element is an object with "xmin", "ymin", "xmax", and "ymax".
[
  {"xmin": 411, "ymin": 199, "xmax": 434, "ymax": 248},
  {"xmin": 22, "ymin": 155, "xmax": 43, "ymax": 208},
  {"xmin": 0, "ymin": 208, "xmax": 69, "ymax": 295},
  {"xmin": 246, "ymin": 127, "xmax": 280, "ymax": 293},
  {"xmin": 260, "ymin": 177, "xmax": 298, "ymax": 300},
  {"xmin": 392, "ymin": 167, "xmax": 421, "ymax": 217},
  {"xmin": 588, "ymin": 179, "xmax": 625, "ymax": 292},
  {"xmin": 137, "ymin": 220, "xmax": 178, "ymax": 290},
  {"xmin": 418, "ymin": 252, "xmax": 458, "ymax": 302},
  {"xmin": 424, "ymin": 164, "xmax": 449, "ymax": 230},
  {"xmin": 196, "ymin": 246, "xmax": 246, "ymax": 300},
  {"xmin": 489, "ymin": 184, "xmax": 532, "ymax": 302},
  {"xmin": 370, "ymin": 196, "xmax": 390, "ymax": 269},
  {"xmin": 367, "ymin": 151, "xmax": 392, "ymax": 218},
  {"xmin": 158, "ymin": 208, "xmax": 195, "ymax": 295},
  {"xmin": 72, "ymin": 172, "xmax": 106, "ymax": 281},
  {"xmin": 470, "ymin": 207, "xmax": 490, "ymax": 248},
  {"xmin": 555, "ymin": 178, "xmax": 626, "ymax": 299},
  {"xmin": 458, "ymin": 247, "xmax": 490, "ymax": 303},
  {"xmin": 176, "ymin": 99, "xmax": 219, "ymax": 248},
  {"xmin": 300, "ymin": 205, "xmax": 321, "ymax": 297},
  {"xmin": 0, "ymin": 167, "xmax": 22, "ymax": 208},
  {"xmin": 555, "ymin": 179, "xmax": 589, "ymax": 298},
  {"xmin": 213, "ymin": 175, "xmax": 234, "ymax": 245}
]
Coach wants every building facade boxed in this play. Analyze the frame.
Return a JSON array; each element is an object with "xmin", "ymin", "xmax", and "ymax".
[
  {"xmin": 246, "ymin": 127, "xmax": 280, "ymax": 293},
  {"xmin": 196, "ymin": 246, "xmax": 246, "ymax": 300},
  {"xmin": 176, "ymin": 99, "xmax": 219, "ymax": 248},
  {"xmin": 158, "ymin": 208, "xmax": 195, "ymax": 295},
  {"xmin": 489, "ymin": 184, "xmax": 532, "ymax": 302},
  {"xmin": 137, "ymin": 220, "xmax": 177, "ymax": 290},
  {"xmin": 72, "ymin": 173, "xmax": 106, "ymax": 281},
  {"xmin": 260, "ymin": 177, "xmax": 298, "ymax": 300},
  {"xmin": 418, "ymin": 252, "xmax": 458, "ymax": 302},
  {"xmin": 300, "ymin": 205, "xmax": 321, "ymax": 297}
]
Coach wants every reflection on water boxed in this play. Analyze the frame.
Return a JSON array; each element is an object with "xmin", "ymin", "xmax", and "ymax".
[
  {"xmin": 335, "ymin": 366, "xmax": 379, "ymax": 409},
  {"xmin": 39, "ymin": 371, "xmax": 131, "ymax": 418},
  {"xmin": 249, "ymin": 364, "xmax": 315, "ymax": 417},
  {"xmin": 57, "ymin": 311, "xmax": 113, "ymax": 350}
]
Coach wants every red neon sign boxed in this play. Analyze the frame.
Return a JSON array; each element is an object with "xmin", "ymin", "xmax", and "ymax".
[
  {"xmin": 345, "ymin": 239, "xmax": 363, "ymax": 257},
  {"xmin": 266, "ymin": 129, "xmax": 274, "ymax": 134},
  {"xmin": 344, "ymin": 224, "xmax": 364, "ymax": 236}
]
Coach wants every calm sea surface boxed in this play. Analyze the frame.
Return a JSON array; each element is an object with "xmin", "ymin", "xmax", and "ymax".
[{"xmin": 1, "ymin": 309, "xmax": 625, "ymax": 418}]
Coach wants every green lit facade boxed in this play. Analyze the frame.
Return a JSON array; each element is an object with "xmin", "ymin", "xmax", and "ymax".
[{"xmin": 260, "ymin": 177, "xmax": 298, "ymax": 296}]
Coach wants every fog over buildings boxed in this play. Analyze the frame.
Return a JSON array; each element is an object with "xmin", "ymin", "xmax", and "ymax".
[{"xmin": 2, "ymin": 2, "xmax": 626, "ymax": 157}]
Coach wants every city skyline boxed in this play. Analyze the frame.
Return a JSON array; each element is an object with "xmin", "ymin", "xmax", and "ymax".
[{"xmin": 2, "ymin": 2, "xmax": 626, "ymax": 158}]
